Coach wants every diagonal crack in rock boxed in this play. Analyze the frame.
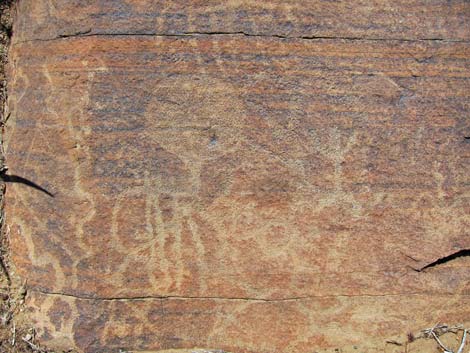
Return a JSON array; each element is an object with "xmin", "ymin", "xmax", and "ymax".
[{"xmin": 414, "ymin": 249, "xmax": 470, "ymax": 272}]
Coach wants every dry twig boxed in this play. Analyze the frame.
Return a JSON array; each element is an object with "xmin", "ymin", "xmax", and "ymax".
[{"xmin": 421, "ymin": 324, "xmax": 468, "ymax": 353}]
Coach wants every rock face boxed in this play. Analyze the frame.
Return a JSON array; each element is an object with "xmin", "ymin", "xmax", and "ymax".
[{"xmin": 5, "ymin": 0, "xmax": 470, "ymax": 352}]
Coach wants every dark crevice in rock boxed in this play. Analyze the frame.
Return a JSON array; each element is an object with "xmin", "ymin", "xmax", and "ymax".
[
  {"xmin": 14, "ymin": 30, "xmax": 470, "ymax": 45},
  {"xmin": 58, "ymin": 28, "xmax": 92, "ymax": 38},
  {"xmin": 0, "ymin": 173, "xmax": 54, "ymax": 197},
  {"xmin": 414, "ymin": 249, "xmax": 470, "ymax": 272},
  {"xmin": 30, "ymin": 289, "xmax": 470, "ymax": 302}
]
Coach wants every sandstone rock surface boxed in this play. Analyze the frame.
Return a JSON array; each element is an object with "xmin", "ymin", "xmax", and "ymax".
[{"xmin": 5, "ymin": 0, "xmax": 470, "ymax": 352}]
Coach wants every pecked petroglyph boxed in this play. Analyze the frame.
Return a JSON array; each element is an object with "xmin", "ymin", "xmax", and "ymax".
[{"xmin": 6, "ymin": 10, "xmax": 470, "ymax": 351}]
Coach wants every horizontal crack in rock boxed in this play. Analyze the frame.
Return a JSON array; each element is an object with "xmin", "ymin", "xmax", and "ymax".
[
  {"xmin": 14, "ymin": 31, "xmax": 470, "ymax": 45},
  {"xmin": 30, "ymin": 289, "xmax": 470, "ymax": 302}
]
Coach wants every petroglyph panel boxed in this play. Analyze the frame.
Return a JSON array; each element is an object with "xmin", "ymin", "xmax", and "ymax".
[{"xmin": 6, "ymin": 1, "xmax": 470, "ymax": 352}]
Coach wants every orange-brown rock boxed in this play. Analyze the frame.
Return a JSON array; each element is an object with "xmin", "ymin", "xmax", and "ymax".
[{"xmin": 5, "ymin": 1, "xmax": 470, "ymax": 352}]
